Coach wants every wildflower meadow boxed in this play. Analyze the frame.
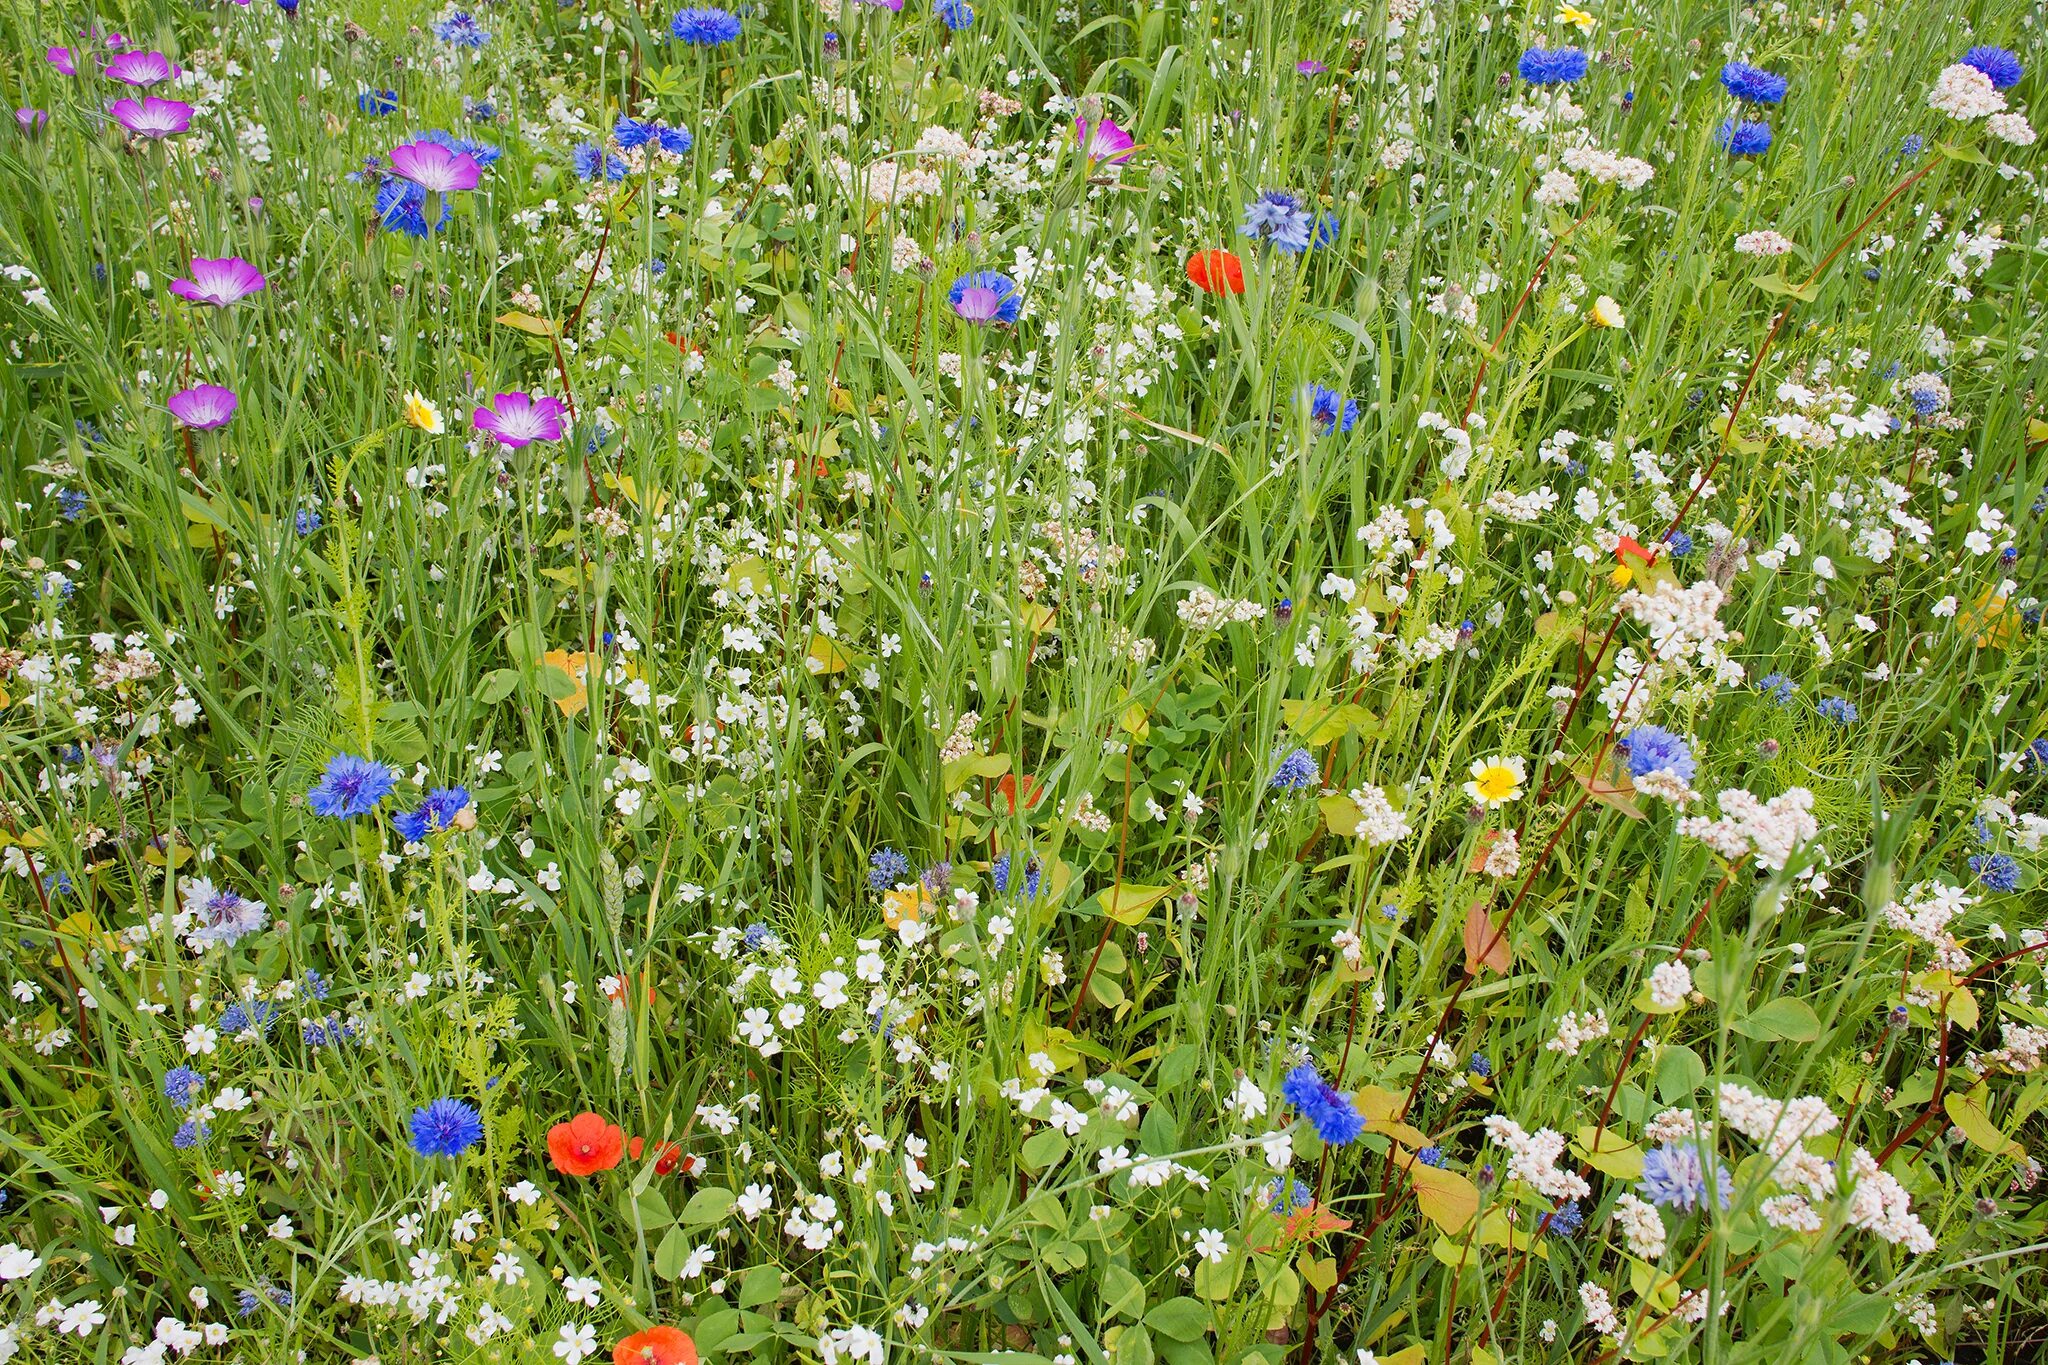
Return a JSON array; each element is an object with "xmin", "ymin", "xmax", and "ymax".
[{"xmin": 4, "ymin": 1, "xmax": 2048, "ymax": 1362}]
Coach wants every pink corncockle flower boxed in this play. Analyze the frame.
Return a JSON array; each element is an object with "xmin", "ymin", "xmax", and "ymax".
[
  {"xmin": 46, "ymin": 47, "xmax": 78, "ymax": 75},
  {"xmin": 109, "ymin": 96, "xmax": 194, "ymax": 140},
  {"xmin": 169, "ymin": 257, "xmax": 267, "ymax": 306},
  {"xmin": 1296, "ymin": 59, "xmax": 1327, "ymax": 75},
  {"xmin": 472, "ymin": 392, "xmax": 567, "ymax": 448},
  {"xmin": 104, "ymin": 51, "xmax": 177, "ymax": 87},
  {"xmin": 387, "ymin": 140, "xmax": 483, "ymax": 194},
  {"xmin": 17, "ymin": 109, "xmax": 49, "ymax": 136},
  {"xmin": 167, "ymin": 385, "xmax": 239, "ymax": 430},
  {"xmin": 1075, "ymin": 116, "xmax": 1135, "ymax": 164}
]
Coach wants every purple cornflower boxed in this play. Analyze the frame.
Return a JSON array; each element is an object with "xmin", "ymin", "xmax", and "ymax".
[
  {"xmin": 387, "ymin": 139, "xmax": 482, "ymax": 193},
  {"xmin": 1716, "ymin": 119, "xmax": 1773, "ymax": 156},
  {"xmin": 1970, "ymin": 853, "xmax": 2021, "ymax": 893},
  {"xmin": 1305, "ymin": 384, "xmax": 1357, "ymax": 434},
  {"xmin": 105, "ymin": 50, "xmax": 176, "ymax": 87},
  {"xmin": 472, "ymin": 392, "xmax": 568, "ymax": 448},
  {"xmin": 433, "ymin": 12, "xmax": 491, "ymax": 48},
  {"xmin": 1075, "ymin": 116, "xmax": 1135, "ymax": 164},
  {"xmin": 1269, "ymin": 747, "xmax": 1319, "ymax": 792},
  {"xmin": 167, "ymin": 385, "xmax": 238, "ymax": 430},
  {"xmin": 1719, "ymin": 62, "xmax": 1787, "ymax": 105},
  {"xmin": 109, "ymin": 96, "xmax": 194, "ymax": 139},
  {"xmin": 1517, "ymin": 48, "xmax": 1589, "ymax": 85},
  {"xmin": 1241, "ymin": 191, "xmax": 1313, "ymax": 252},
  {"xmin": 1962, "ymin": 46, "xmax": 2024, "ymax": 90},
  {"xmin": 168, "ymin": 256, "xmax": 267, "ymax": 306},
  {"xmin": 947, "ymin": 271, "xmax": 1022, "ymax": 324},
  {"xmin": 1282, "ymin": 1063, "xmax": 1364, "ymax": 1145},
  {"xmin": 393, "ymin": 787, "xmax": 472, "ymax": 843},
  {"xmin": 307, "ymin": 753, "xmax": 397, "ymax": 819},
  {"xmin": 868, "ymin": 847, "xmax": 911, "ymax": 890}
]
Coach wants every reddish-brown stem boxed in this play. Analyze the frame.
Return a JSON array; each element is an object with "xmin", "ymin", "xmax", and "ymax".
[{"xmin": 1461, "ymin": 205, "xmax": 1598, "ymax": 426}]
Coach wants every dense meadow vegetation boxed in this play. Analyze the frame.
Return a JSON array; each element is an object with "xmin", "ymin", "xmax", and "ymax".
[{"xmin": 2, "ymin": 0, "xmax": 2047, "ymax": 1362}]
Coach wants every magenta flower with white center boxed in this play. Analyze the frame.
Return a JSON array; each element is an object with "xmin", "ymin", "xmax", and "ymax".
[
  {"xmin": 387, "ymin": 140, "xmax": 483, "ymax": 194},
  {"xmin": 167, "ymin": 385, "xmax": 239, "ymax": 431},
  {"xmin": 168, "ymin": 256, "xmax": 267, "ymax": 306},
  {"xmin": 471, "ymin": 392, "xmax": 567, "ymax": 448},
  {"xmin": 108, "ymin": 96, "xmax": 193, "ymax": 140},
  {"xmin": 105, "ymin": 51, "xmax": 177, "ymax": 87},
  {"xmin": 1074, "ymin": 115, "xmax": 1135, "ymax": 164}
]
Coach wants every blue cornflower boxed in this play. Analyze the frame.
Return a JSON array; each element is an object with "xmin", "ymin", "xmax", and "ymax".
[
  {"xmin": 1240, "ymin": 191, "xmax": 1314, "ymax": 252},
  {"xmin": 295, "ymin": 508, "xmax": 323, "ymax": 536},
  {"xmin": 409, "ymin": 1098, "xmax": 485, "ymax": 1157},
  {"xmin": 1717, "ymin": 119, "xmax": 1773, "ymax": 156},
  {"xmin": 434, "ymin": 12, "xmax": 491, "ymax": 48},
  {"xmin": 54, "ymin": 488, "xmax": 87, "ymax": 521},
  {"xmin": 163, "ymin": 1066, "xmax": 206, "ymax": 1110},
  {"xmin": 1663, "ymin": 530, "xmax": 1694, "ymax": 558},
  {"xmin": 393, "ymin": 786, "xmax": 472, "ymax": 843},
  {"xmin": 1638, "ymin": 1142, "xmax": 1732, "ymax": 1212},
  {"xmin": 991, "ymin": 851, "xmax": 1043, "ymax": 899},
  {"xmin": 304, "ymin": 968, "xmax": 330, "ymax": 1001},
  {"xmin": 358, "ymin": 90, "xmax": 400, "ymax": 117},
  {"xmin": 307, "ymin": 753, "xmax": 397, "ymax": 819},
  {"xmin": 947, "ymin": 271, "xmax": 1023, "ymax": 324},
  {"xmin": 1962, "ymin": 46, "xmax": 2024, "ymax": 90},
  {"xmin": 1264, "ymin": 1176, "xmax": 1314, "ymax": 1215},
  {"xmin": 1899, "ymin": 133, "xmax": 1925, "ymax": 158},
  {"xmin": 571, "ymin": 143, "xmax": 630, "ymax": 183},
  {"xmin": 414, "ymin": 128, "xmax": 501, "ymax": 166},
  {"xmin": 302, "ymin": 1013, "xmax": 357, "ymax": 1047},
  {"xmin": 1466, "ymin": 1050, "xmax": 1492, "ymax": 1079},
  {"xmin": 1282, "ymin": 1063, "xmax": 1364, "ymax": 1146},
  {"xmin": 1270, "ymin": 747, "xmax": 1320, "ymax": 793},
  {"xmin": 868, "ymin": 847, "xmax": 912, "ymax": 890},
  {"xmin": 936, "ymin": 0, "xmax": 973, "ymax": 29},
  {"xmin": 671, "ymin": 6, "xmax": 743, "ymax": 44},
  {"xmin": 1756, "ymin": 672, "xmax": 1796, "ymax": 704},
  {"xmin": 1817, "ymin": 697, "xmax": 1857, "ymax": 725},
  {"xmin": 1517, "ymin": 47, "xmax": 1589, "ymax": 85},
  {"xmin": 741, "ymin": 923, "xmax": 774, "ymax": 952},
  {"xmin": 614, "ymin": 115, "xmax": 658, "ymax": 150},
  {"xmin": 656, "ymin": 125, "xmax": 694, "ymax": 156},
  {"xmin": 1415, "ymin": 1145, "xmax": 1445, "ymax": 1168},
  {"xmin": 1304, "ymin": 384, "xmax": 1358, "ymax": 435},
  {"xmin": 174, "ymin": 1118, "xmax": 210, "ymax": 1149},
  {"xmin": 1544, "ymin": 1200, "xmax": 1585, "ymax": 1238},
  {"xmin": 1719, "ymin": 62, "xmax": 1787, "ymax": 105},
  {"xmin": 465, "ymin": 98, "xmax": 497, "ymax": 122},
  {"xmin": 1970, "ymin": 853, "xmax": 2021, "ymax": 893},
  {"xmin": 374, "ymin": 179, "xmax": 449, "ymax": 238},
  {"xmin": 219, "ymin": 1000, "xmax": 277, "ymax": 1037},
  {"xmin": 1621, "ymin": 724, "xmax": 1697, "ymax": 782}
]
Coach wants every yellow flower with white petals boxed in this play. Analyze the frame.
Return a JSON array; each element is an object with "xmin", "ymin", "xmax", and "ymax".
[
  {"xmin": 1589, "ymin": 295, "xmax": 1626, "ymax": 329},
  {"xmin": 1464, "ymin": 755, "xmax": 1528, "ymax": 808},
  {"xmin": 402, "ymin": 390, "xmax": 445, "ymax": 434}
]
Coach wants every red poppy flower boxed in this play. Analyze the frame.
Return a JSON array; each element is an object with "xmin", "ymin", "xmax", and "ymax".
[
  {"xmin": 1185, "ymin": 249, "xmax": 1245, "ymax": 295},
  {"xmin": 1614, "ymin": 536, "xmax": 1652, "ymax": 565},
  {"xmin": 548, "ymin": 1112, "xmax": 626, "ymax": 1177},
  {"xmin": 990, "ymin": 773, "xmax": 1045, "ymax": 814},
  {"xmin": 628, "ymin": 1137, "xmax": 686, "ymax": 1176},
  {"xmin": 615, "ymin": 1326, "xmax": 699, "ymax": 1365}
]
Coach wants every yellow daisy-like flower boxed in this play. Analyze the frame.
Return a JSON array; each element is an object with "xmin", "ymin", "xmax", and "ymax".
[
  {"xmin": 1464, "ymin": 755, "xmax": 1528, "ymax": 808},
  {"xmin": 402, "ymin": 390, "xmax": 445, "ymax": 434},
  {"xmin": 1557, "ymin": 6, "xmax": 1596, "ymax": 33}
]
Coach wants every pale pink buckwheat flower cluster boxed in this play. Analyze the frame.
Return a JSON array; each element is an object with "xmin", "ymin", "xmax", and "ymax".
[
  {"xmin": 1677, "ymin": 786, "xmax": 1819, "ymax": 872},
  {"xmin": 1718, "ymin": 1084, "xmax": 1935, "ymax": 1253},
  {"xmin": 1481, "ymin": 1117, "xmax": 1590, "ymax": 1201}
]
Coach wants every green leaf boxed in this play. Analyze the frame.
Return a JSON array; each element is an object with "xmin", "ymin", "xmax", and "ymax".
[
  {"xmin": 1101, "ymin": 1264, "xmax": 1146, "ymax": 1320},
  {"xmin": 1143, "ymin": 1298, "xmax": 1211, "ymax": 1343},
  {"xmin": 1944, "ymin": 1089, "xmax": 2024, "ymax": 1158},
  {"xmin": 1098, "ymin": 884, "xmax": 1171, "ymax": 925},
  {"xmin": 654, "ymin": 1225, "xmax": 691, "ymax": 1279},
  {"xmin": 680, "ymin": 1186, "xmax": 737, "ymax": 1225},
  {"xmin": 1732, "ymin": 997, "xmax": 1821, "ymax": 1042},
  {"xmin": 1936, "ymin": 139, "xmax": 1991, "ymax": 165},
  {"xmin": 1020, "ymin": 1129, "xmax": 1069, "ymax": 1172},
  {"xmin": 737, "ymin": 1264, "xmax": 782, "ymax": 1309},
  {"xmin": 472, "ymin": 668, "xmax": 520, "ymax": 705},
  {"xmin": 1751, "ymin": 274, "xmax": 1821, "ymax": 303}
]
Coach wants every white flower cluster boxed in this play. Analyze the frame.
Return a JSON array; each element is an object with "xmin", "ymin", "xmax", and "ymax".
[
  {"xmin": 1347, "ymin": 784, "xmax": 1414, "ymax": 846},
  {"xmin": 1646, "ymin": 960, "xmax": 1692, "ymax": 1010},
  {"xmin": 1718, "ymin": 1084, "xmax": 1933, "ymax": 1253},
  {"xmin": 1927, "ymin": 63, "xmax": 2007, "ymax": 121},
  {"xmin": 1560, "ymin": 142, "xmax": 1655, "ymax": 189},
  {"xmin": 1677, "ymin": 786, "xmax": 1819, "ymax": 871},
  {"xmin": 1176, "ymin": 585, "xmax": 1264, "ymax": 631},
  {"xmin": 1481, "ymin": 1116, "xmax": 1590, "ymax": 1201},
  {"xmin": 1881, "ymin": 879, "xmax": 1978, "ymax": 969},
  {"xmin": 1546, "ymin": 1008, "xmax": 1610, "ymax": 1056}
]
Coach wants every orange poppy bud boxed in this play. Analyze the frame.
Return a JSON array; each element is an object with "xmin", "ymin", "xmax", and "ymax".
[{"xmin": 1185, "ymin": 249, "xmax": 1245, "ymax": 295}]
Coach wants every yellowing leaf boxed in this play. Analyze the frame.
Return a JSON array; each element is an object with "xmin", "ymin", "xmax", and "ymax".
[
  {"xmin": 1319, "ymin": 792, "xmax": 1362, "ymax": 838},
  {"xmin": 1119, "ymin": 702, "xmax": 1151, "ymax": 743},
  {"xmin": 1355, "ymin": 1085, "xmax": 1429, "ymax": 1147},
  {"xmin": 1396, "ymin": 1153, "xmax": 1479, "ymax": 1233},
  {"xmin": 1573, "ymin": 1126, "xmax": 1645, "ymax": 1180},
  {"xmin": 1020, "ymin": 601, "xmax": 1056, "ymax": 636},
  {"xmin": 496, "ymin": 310, "xmax": 560, "ymax": 336},
  {"xmin": 540, "ymin": 650, "xmax": 591, "ymax": 715},
  {"xmin": 1462, "ymin": 901, "xmax": 1511, "ymax": 976},
  {"xmin": 1099, "ymin": 884, "xmax": 1171, "ymax": 926},
  {"xmin": 1944, "ymin": 1089, "xmax": 2024, "ymax": 1159},
  {"xmin": 1281, "ymin": 699, "xmax": 1376, "ymax": 747},
  {"xmin": 806, "ymin": 634, "xmax": 852, "ymax": 675}
]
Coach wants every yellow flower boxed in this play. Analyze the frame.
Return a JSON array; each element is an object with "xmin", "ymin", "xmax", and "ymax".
[
  {"xmin": 402, "ymin": 390, "xmax": 445, "ymax": 434},
  {"xmin": 1557, "ymin": 5, "xmax": 1596, "ymax": 33},
  {"xmin": 882, "ymin": 886, "xmax": 932, "ymax": 931},
  {"xmin": 1589, "ymin": 295, "xmax": 1625, "ymax": 329},
  {"xmin": 1464, "ymin": 755, "xmax": 1528, "ymax": 808}
]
